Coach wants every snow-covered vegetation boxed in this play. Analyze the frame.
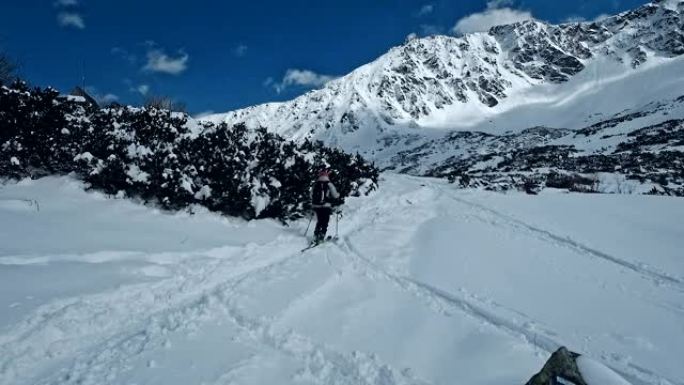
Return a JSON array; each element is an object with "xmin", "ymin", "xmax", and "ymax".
[{"xmin": 0, "ymin": 82, "xmax": 378, "ymax": 220}]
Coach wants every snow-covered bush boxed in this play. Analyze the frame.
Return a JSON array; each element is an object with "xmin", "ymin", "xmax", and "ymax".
[{"xmin": 0, "ymin": 83, "xmax": 379, "ymax": 220}]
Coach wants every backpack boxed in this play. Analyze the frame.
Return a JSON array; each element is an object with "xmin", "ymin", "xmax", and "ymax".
[{"xmin": 312, "ymin": 181, "xmax": 329, "ymax": 205}]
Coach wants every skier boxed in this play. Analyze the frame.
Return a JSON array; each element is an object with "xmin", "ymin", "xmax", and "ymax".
[{"xmin": 311, "ymin": 169, "xmax": 341, "ymax": 244}]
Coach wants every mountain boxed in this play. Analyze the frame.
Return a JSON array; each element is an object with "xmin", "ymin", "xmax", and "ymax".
[{"xmin": 205, "ymin": 0, "xmax": 684, "ymax": 195}]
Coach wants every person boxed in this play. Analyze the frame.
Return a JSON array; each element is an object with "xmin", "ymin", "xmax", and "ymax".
[{"xmin": 311, "ymin": 169, "xmax": 341, "ymax": 244}]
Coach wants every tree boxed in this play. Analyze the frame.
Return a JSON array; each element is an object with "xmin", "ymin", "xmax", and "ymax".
[
  {"xmin": 0, "ymin": 53, "xmax": 17, "ymax": 85},
  {"xmin": 143, "ymin": 95, "xmax": 186, "ymax": 112}
]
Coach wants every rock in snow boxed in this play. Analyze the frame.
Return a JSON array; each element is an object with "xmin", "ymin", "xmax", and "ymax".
[{"xmin": 526, "ymin": 347, "xmax": 632, "ymax": 385}]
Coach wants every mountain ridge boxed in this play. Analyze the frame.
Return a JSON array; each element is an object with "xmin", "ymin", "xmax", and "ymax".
[
  {"xmin": 203, "ymin": 0, "xmax": 684, "ymax": 195},
  {"xmin": 204, "ymin": 0, "xmax": 683, "ymax": 140}
]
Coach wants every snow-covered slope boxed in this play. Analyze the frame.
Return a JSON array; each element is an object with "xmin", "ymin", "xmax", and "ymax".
[
  {"xmin": 206, "ymin": 1, "xmax": 683, "ymax": 143},
  {"xmin": 389, "ymin": 88, "xmax": 684, "ymax": 194},
  {"xmin": 204, "ymin": 0, "xmax": 684, "ymax": 187},
  {"xmin": 2, "ymin": 175, "xmax": 683, "ymax": 385}
]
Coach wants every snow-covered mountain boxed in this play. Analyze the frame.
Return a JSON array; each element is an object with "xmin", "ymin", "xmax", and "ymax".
[{"xmin": 205, "ymin": 0, "xmax": 684, "ymax": 194}]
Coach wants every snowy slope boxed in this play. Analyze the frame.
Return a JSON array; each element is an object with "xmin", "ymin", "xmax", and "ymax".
[
  {"xmin": 204, "ymin": 1, "xmax": 684, "ymax": 157},
  {"xmin": 2, "ymin": 175, "xmax": 683, "ymax": 385}
]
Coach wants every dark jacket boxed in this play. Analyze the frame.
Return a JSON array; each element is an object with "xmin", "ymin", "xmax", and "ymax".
[{"xmin": 311, "ymin": 177, "xmax": 340, "ymax": 208}]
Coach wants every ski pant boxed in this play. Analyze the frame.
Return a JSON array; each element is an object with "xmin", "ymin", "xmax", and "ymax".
[{"xmin": 313, "ymin": 207, "xmax": 332, "ymax": 240}]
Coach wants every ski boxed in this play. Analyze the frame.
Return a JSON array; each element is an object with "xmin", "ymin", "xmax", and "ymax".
[
  {"xmin": 301, "ymin": 236, "xmax": 338, "ymax": 252},
  {"xmin": 300, "ymin": 243, "xmax": 320, "ymax": 252}
]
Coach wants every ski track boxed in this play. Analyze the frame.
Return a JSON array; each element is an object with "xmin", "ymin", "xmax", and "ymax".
[
  {"xmin": 0, "ymin": 238, "xmax": 305, "ymax": 385},
  {"xmin": 1, "ymin": 175, "xmax": 682, "ymax": 385},
  {"xmin": 435, "ymin": 185, "xmax": 684, "ymax": 292},
  {"xmin": 335, "ymin": 236, "xmax": 681, "ymax": 385},
  {"xmin": 6, "ymin": 237, "xmax": 429, "ymax": 385},
  {"xmin": 331, "ymin": 179, "xmax": 682, "ymax": 385}
]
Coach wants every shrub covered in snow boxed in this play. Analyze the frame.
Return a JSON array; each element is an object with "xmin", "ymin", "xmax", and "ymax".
[{"xmin": 0, "ymin": 82, "xmax": 379, "ymax": 220}]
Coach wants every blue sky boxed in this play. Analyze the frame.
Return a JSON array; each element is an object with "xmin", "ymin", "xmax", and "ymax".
[{"xmin": 0, "ymin": 0, "xmax": 649, "ymax": 114}]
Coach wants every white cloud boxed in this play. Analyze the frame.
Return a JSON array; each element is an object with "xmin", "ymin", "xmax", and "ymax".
[
  {"xmin": 99, "ymin": 93, "xmax": 119, "ymax": 104},
  {"xmin": 57, "ymin": 12, "xmax": 85, "ymax": 29},
  {"xmin": 593, "ymin": 14, "xmax": 611, "ymax": 22},
  {"xmin": 563, "ymin": 15, "xmax": 587, "ymax": 23},
  {"xmin": 143, "ymin": 49, "xmax": 189, "ymax": 75},
  {"xmin": 233, "ymin": 44, "xmax": 248, "ymax": 57},
  {"xmin": 417, "ymin": 4, "xmax": 434, "ymax": 16},
  {"xmin": 486, "ymin": 0, "xmax": 514, "ymax": 8},
  {"xmin": 194, "ymin": 110, "xmax": 215, "ymax": 119},
  {"xmin": 270, "ymin": 69, "xmax": 336, "ymax": 93},
  {"xmin": 54, "ymin": 0, "xmax": 78, "ymax": 6},
  {"xmin": 452, "ymin": 0, "xmax": 533, "ymax": 35},
  {"xmin": 263, "ymin": 77, "xmax": 275, "ymax": 87},
  {"xmin": 85, "ymin": 86, "xmax": 119, "ymax": 105},
  {"xmin": 130, "ymin": 84, "xmax": 149, "ymax": 96},
  {"xmin": 111, "ymin": 47, "xmax": 137, "ymax": 64},
  {"xmin": 124, "ymin": 79, "xmax": 149, "ymax": 96},
  {"xmin": 563, "ymin": 13, "xmax": 611, "ymax": 24},
  {"xmin": 405, "ymin": 25, "xmax": 442, "ymax": 41},
  {"xmin": 420, "ymin": 24, "xmax": 443, "ymax": 36}
]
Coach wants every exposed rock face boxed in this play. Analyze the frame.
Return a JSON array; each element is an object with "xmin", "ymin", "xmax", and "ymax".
[
  {"xmin": 526, "ymin": 347, "xmax": 587, "ymax": 385},
  {"xmin": 408, "ymin": 95, "xmax": 684, "ymax": 196},
  {"xmin": 206, "ymin": 1, "xmax": 684, "ymax": 142}
]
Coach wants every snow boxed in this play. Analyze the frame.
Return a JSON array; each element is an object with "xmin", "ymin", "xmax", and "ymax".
[
  {"xmin": 194, "ymin": 184, "xmax": 212, "ymax": 200},
  {"xmin": 1, "ymin": 174, "xmax": 682, "ymax": 385},
  {"xmin": 660, "ymin": 0, "xmax": 683, "ymax": 11},
  {"xmin": 594, "ymin": 172, "xmax": 659, "ymax": 194},
  {"xmin": 251, "ymin": 193, "xmax": 270, "ymax": 217},
  {"xmin": 427, "ymin": 55, "xmax": 684, "ymax": 133},
  {"xmin": 9, "ymin": 156, "xmax": 20, "ymax": 166},
  {"xmin": 577, "ymin": 356, "xmax": 632, "ymax": 385},
  {"xmin": 64, "ymin": 95, "xmax": 86, "ymax": 103},
  {"xmin": 126, "ymin": 143, "xmax": 154, "ymax": 158},
  {"xmin": 73, "ymin": 152, "xmax": 94, "ymax": 162},
  {"xmin": 126, "ymin": 164, "xmax": 150, "ymax": 183}
]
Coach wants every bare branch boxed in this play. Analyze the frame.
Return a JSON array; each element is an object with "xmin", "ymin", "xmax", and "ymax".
[
  {"xmin": 0, "ymin": 53, "xmax": 18, "ymax": 85},
  {"xmin": 143, "ymin": 95, "xmax": 186, "ymax": 112}
]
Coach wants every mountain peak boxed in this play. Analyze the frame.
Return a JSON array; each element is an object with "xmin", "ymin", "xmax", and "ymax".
[{"xmin": 204, "ymin": 1, "xmax": 684, "ymax": 157}]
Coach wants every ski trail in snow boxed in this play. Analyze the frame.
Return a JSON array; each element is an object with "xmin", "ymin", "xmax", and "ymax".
[
  {"xmin": 337, "ymin": 236, "xmax": 561, "ymax": 352},
  {"xmin": 338, "ymin": 224, "xmax": 681, "ymax": 385},
  {"xmin": 332, "ymin": 177, "xmax": 683, "ymax": 385},
  {"xmin": 220, "ymin": 298, "xmax": 432, "ymax": 385},
  {"xmin": 436, "ymin": 186, "xmax": 684, "ymax": 292},
  {"xmin": 0, "ymin": 238, "xmax": 305, "ymax": 385},
  {"xmin": 220, "ymin": 243, "xmax": 431, "ymax": 385},
  {"xmin": 3, "ymin": 174, "xmax": 683, "ymax": 385},
  {"xmin": 20, "ymin": 239, "xmax": 428, "ymax": 385}
]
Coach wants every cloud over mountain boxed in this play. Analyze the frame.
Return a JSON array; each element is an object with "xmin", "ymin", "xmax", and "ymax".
[
  {"xmin": 452, "ymin": 0, "xmax": 534, "ymax": 35},
  {"xmin": 143, "ymin": 49, "xmax": 189, "ymax": 75}
]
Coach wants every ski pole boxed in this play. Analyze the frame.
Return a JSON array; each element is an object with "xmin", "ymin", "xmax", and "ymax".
[
  {"xmin": 335, "ymin": 211, "xmax": 340, "ymax": 238},
  {"xmin": 304, "ymin": 211, "xmax": 313, "ymax": 237}
]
